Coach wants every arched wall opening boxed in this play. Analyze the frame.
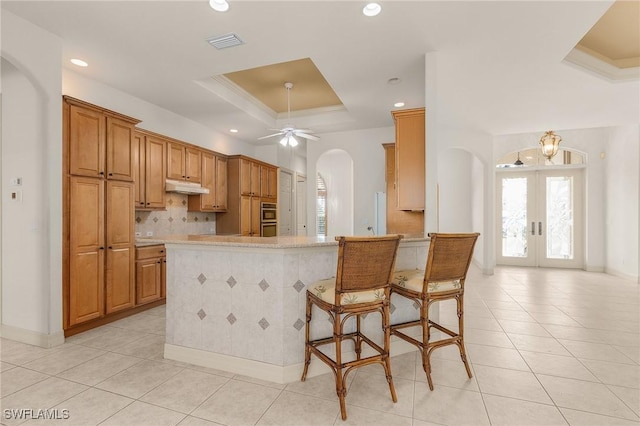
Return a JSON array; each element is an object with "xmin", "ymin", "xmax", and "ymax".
[{"xmin": 315, "ymin": 149, "xmax": 354, "ymax": 237}]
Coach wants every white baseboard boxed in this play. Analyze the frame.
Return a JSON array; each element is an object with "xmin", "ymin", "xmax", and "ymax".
[
  {"xmin": 165, "ymin": 338, "xmax": 418, "ymax": 384},
  {"xmin": 604, "ymin": 267, "xmax": 639, "ymax": 283},
  {"xmin": 0, "ymin": 324, "xmax": 65, "ymax": 348}
]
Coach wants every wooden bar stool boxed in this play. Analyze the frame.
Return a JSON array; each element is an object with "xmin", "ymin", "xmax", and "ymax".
[
  {"xmin": 390, "ymin": 232, "xmax": 479, "ymax": 390},
  {"xmin": 301, "ymin": 235, "xmax": 402, "ymax": 421}
]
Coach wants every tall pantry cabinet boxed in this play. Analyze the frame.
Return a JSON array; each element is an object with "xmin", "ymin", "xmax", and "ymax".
[{"xmin": 63, "ymin": 97, "xmax": 140, "ymax": 330}]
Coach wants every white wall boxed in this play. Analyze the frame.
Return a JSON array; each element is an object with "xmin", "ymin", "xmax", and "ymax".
[
  {"xmin": 1, "ymin": 11, "xmax": 63, "ymax": 346},
  {"xmin": 605, "ymin": 125, "xmax": 640, "ymax": 281},
  {"xmin": 438, "ymin": 149, "xmax": 474, "ymax": 231},
  {"xmin": 306, "ymin": 126, "xmax": 394, "ymax": 237}
]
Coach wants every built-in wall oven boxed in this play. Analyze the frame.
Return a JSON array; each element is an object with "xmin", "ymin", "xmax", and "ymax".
[{"xmin": 260, "ymin": 202, "xmax": 277, "ymax": 237}]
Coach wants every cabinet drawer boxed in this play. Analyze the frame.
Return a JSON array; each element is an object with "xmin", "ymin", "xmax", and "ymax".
[{"xmin": 135, "ymin": 245, "xmax": 165, "ymax": 260}]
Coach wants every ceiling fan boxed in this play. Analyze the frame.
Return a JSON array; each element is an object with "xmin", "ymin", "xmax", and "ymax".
[{"xmin": 258, "ymin": 82, "xmax": 320, "ymax": 147}]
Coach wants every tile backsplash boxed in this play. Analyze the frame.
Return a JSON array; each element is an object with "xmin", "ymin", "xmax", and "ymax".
[{"xmin": 135, "ymin": 193, "xmax": 216, "ymax": 237}]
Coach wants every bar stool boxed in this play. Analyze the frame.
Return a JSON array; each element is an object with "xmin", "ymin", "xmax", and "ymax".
[
  {"xmin": 301, "ymin": 235, "xmax": 402, "ymax": 421},
  {"xmin": 390, "ymin": 232, "xmax": 479, "ymax": 390}
]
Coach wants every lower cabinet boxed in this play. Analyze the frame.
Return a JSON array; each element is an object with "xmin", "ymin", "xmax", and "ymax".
[{"xmin": 135, "ymin": 245, "xmax": 166, "ymax": 305}]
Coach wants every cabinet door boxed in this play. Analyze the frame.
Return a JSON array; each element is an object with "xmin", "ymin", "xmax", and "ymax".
[
  {"xmin": 69, "ymin": 177, "xmax": 105, "ymax": 326},
  {"xmin": 240, "ymin": 158, "xmax": 252, "ymax": 195},
  {"xmin": 136, "ymin": 258, "xmax": 162, "ymax": 305},
  {"xmin": 215, "ymin": 156, "xmax": 228, "ymax": 211},
  {"xmin": 251, "ymin": 196, "xmax": 261, "ymax": 236},
  {"xmin": 268, "ymin": 167, "xmax": 278, "ymax": 199},
  {"xmin": 185, "ymin": 147, "xmax": 202, "ymax": 183},
  {"xmin": 105, "ymin": 181, "xmax": 135, "ymax": 314},
  {"xmin": 145, "ymin": 137, "xmax": 167, "ymax": 209},
  {"xmin": 69, "ymin": 105, "xmax": 105, "ymax": 178},
  {"xmin": 106, "ymin": 116, "xmax": 135, "ymax": 181},
  {"xmin": 393, "ymin": 109, "xmax": 425, "ymax": 210},
  {"xmin": 260, "ymin": 166, "xmax": 269, "ymax": 198},
  {"xmin": 200, "ymin": 152, "xmax": 216, "ymax": 210},
  {"xmin": 240, "ymin": 195, "xmax": 252, "ymax": 235},
  {"xmin": 250, "ymin": 161, "xmax": 261, "ymax": 196},
  {"xmin": 167, "ymin": 142, "xmax": 185, "ymax": 180},
  {"xmin": 133, "ymin": 132, "xmax": 145, "ymax": 208}
]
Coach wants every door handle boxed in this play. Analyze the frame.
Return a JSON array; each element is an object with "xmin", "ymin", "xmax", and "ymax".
[
  {"xmin": 531, "ymin": 222, "xmax": 535, "ymax": 236},
  {"xmin": 538, "ymin": 222, "xmax": 542, "ymax": 236}
]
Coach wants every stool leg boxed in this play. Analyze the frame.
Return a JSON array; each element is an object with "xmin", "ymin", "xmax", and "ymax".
[
  {"xmin": 334, "ymin": 312, "xmax": 347, "ymax": 420},
  {"xmin": 355, "ymin": 314, "xmax": 362, "ymax": 360},
  {"xmin": 301, "ymin": 293, "xmax": 312, "ymax": 381},
  {"xmin": 457, "ymin": 295, "xmax": 473, "ymax": 379},
  {"xmin": 422, "ymin": 300, "xmax": 434, "ymax": 390},
  {"xmin": 382, "ymin": 303, "xmax": 397, "ymax": 403}
]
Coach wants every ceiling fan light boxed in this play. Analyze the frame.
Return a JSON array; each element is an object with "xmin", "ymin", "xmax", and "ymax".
[
  {"xmin": 279, "ymin": 136, "xmax": 288, "ymax": 147},
  {"xmin": 209, "ymin": 0, "xmax": 229, "ymax": 12},
  {"xmin": 363, "ymin": 3, "xmax": 382, "ymax": 17},
  {"xmin": 288, "ymin": 136, "xmax": 299, "ymax": 147}
]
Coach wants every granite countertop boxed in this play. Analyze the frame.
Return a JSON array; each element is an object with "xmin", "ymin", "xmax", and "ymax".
[{"xmin": 136, "ymin": 234, "xmax": 428, "ymax": 249}]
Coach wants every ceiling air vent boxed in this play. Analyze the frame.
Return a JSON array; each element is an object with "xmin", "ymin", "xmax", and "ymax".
[{"xmin": 206, "ymin": 33, "xmax": 244, "ymax": 50}]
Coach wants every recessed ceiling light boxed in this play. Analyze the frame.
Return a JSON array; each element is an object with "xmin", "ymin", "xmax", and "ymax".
[
  {"xmin": 363, "ymin": 3, "xmax": 382, "ymax": 17},
  {"xmin": 209, "ymin": 0, "xmax": 229, "ymax": 12},
  {"xmin": 70, "ymin": 58, "xmax": 88, "ymax": 67},
  {"xmin": 394, "ymin": 102, "xmax": 405, "ymax": 108},
  {"xmin": 230, "ymin": 129, "xmax": 238, "ymax": 133}
]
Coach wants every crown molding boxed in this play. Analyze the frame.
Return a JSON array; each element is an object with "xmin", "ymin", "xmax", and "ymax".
[{"xmin": 564, "ymin": 48, "xmax": 639, "ymax": 82}]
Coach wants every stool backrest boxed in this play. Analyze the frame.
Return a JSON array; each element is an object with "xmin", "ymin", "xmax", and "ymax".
[
  {"xmin": 424, "ymin": 233, "xmax": 479, "ymax": 289},
  {"xmin": 334, "ymin": 235, "xmax": 402, "ymax": 300}
]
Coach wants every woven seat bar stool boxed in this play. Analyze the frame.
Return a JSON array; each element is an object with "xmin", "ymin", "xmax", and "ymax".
[
  {"xmin": 301, "ymin": 235, "xmax": 402, "ymax": 421},
  {"xmin": 390, "ymin": 232, "xmax": 479, "ymax": 391}
]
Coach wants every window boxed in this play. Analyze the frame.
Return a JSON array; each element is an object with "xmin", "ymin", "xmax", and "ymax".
[{"xmin": 316, "ymin": 173, "xmax": 327, "ymax": 236}]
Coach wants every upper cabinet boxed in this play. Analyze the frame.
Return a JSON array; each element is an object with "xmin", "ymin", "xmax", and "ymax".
[
  {"xmin": 260, "ymin": 165, "xmax": 278, "ymax": 200},
  {"xmin": 188, "ymin": 151, "xmax": 228, "ymax": 212},
  {"xmin": 66, "ymin": 97, "xmax": 140, "ymax": 181},
  {"xmin": 240, "ymin": 158, "xmax": 261, "ymax": 196},
  {"xmin": 167, "ymin": 142, "xmax": 201, "ymax": 183},
  {"xmin": 134, "ymin": 130, "xmax": 167, "ymax": 210},
  {"xmin": 392, "ymin": 108, "xmax": 425, "ymax": 211}
]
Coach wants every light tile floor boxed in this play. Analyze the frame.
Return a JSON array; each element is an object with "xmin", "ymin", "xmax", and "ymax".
[{"xmin": 1, "ymin": 266, "xmax": 639, "ymax": 425}]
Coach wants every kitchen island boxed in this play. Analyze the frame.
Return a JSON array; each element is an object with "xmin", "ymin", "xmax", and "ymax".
[{"xmin": 139, "ymin": 234, "xmax": 429, "ymax": 383}]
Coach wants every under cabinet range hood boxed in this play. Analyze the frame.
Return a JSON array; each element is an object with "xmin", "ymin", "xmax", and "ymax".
[{"xmin": 165, "ymin": 179, "xmax": 210, "ymax": 195}]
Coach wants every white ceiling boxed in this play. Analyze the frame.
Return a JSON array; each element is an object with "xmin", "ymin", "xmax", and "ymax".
[{"xmin": 3, "ymin": 0, "xmax": 639, "ymax": 146}]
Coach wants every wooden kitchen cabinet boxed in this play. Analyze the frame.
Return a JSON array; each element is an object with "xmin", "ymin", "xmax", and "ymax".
[
  {"xmin": 240, "ymin": 158, "xmax": 261, "ymax": 196},
  {"xmin": 68, "ymin": 176, "xmax": 105, "ymax": 327},
  {"xmin": 188, "ymin": 152, "xmax": 228, "ymax": 212},
  {"xmin": 392, "ymin": 108, "xmax": 425, "ymax": 210},
  {"xmin": 383, "ymin": 143, "xmax": 424, "ymax": 235},
  {"xmin": 134, "ymin": 130, "xmax": 167, "ymax": 210},
  {"xmin": 217, "ymin": 155, "xmax": 277, "ymax": 236},
  {"xmin": 64, "ymin": 97, "xmax": 140, "ymax": 332},
  {"xmin": 105, "ymin": 181, "xmax": 136, "ymax": 314},
  {"xmin": 66, "ymin": 178, "xmax": 136, "ymax": 324},
  {"xmin": 167, "ymin": 141, "xmax": 201, "ymax": 183},
  {"xmin": 135, "ymin": 245, "xmax": 166, "ymax": 305},
  {"xmin": 260, "ymin": 165, "xmax": 278, "ymax": 200},
  {"xmin": 67, "ymin": 97, "xmax": 138, "ymax": 181}
]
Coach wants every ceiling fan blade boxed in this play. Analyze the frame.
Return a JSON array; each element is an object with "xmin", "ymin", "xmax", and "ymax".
[
  {"xmin": 257, "ymin": 132, "xmax": 284, "ymax": 140},
  {"xmin": 295, "ymin": 132, "xmax": 320, "ymax": 141}
]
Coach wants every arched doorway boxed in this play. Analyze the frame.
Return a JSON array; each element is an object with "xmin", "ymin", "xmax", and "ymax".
[{"xmin": 315, "ymin": 149, "xmax": 353, "ymax": 237}]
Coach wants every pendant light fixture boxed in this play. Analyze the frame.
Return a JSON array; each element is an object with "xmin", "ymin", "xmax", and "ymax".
[
  {"xmin": 539, "ymin": 130, "xmax": 562, "ymax": 160},
  {"xmin": 513, "ymin": 152, "xmax": 524, "ymax": 166}
]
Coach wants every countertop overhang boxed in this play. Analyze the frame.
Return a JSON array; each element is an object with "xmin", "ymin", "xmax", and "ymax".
[{"xmin": 137, "ymin": 234, "xmax": 428, "ymax": 249}]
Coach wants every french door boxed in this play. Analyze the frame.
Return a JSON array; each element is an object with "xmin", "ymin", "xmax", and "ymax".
[{"xmin": 497, "ymin": 168, "xmax": 584, "ymax": 268}]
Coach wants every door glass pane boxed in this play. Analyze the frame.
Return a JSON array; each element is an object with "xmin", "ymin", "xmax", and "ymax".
[
  {"xmin": 546, "ymin": 176, "xmax": 573, "ymax": 259},
  {"xmin": 501, "ymin": 177, "xmax": 528, "ymax": 257}
]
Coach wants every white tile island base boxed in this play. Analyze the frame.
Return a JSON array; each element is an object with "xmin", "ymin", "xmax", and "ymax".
[{"xmin": 147, "ymin": 235, "xmax": 430, "ymax": 384}]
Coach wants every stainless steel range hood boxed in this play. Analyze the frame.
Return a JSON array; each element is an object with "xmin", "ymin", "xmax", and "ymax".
[{"xmin": 165, "ymin": 179, "xmax": 210, "ymax": 195}]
